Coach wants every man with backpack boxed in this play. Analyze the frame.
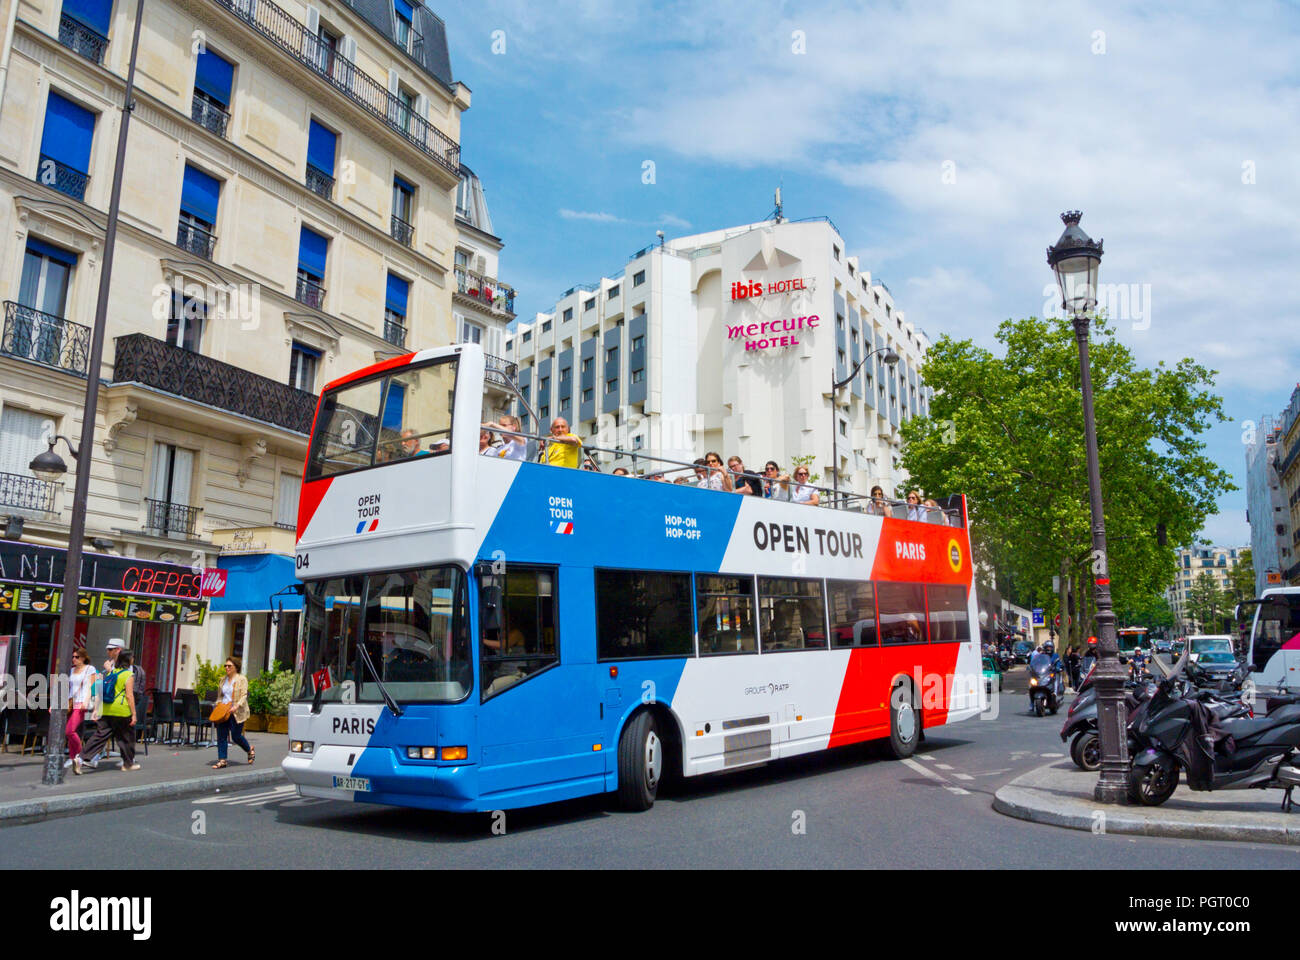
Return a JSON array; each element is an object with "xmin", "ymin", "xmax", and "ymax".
[
  {"xmin": 77, "ymin": 647, "xmax": 141, "ymax": 773},
  {"xmin": 85, "ymin": 638, "xmax": 145, "ymax": 768}
]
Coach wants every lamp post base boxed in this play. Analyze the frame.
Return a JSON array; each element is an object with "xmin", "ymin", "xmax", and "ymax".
[{"xmin": 42, "ymin": 746, "xmax": 67, "ymax": 787}]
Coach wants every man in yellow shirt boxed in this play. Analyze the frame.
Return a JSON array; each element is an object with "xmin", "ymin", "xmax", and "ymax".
[{"xmin": 543, "ymin": 417, "xmax": 582, "ymax": 468}]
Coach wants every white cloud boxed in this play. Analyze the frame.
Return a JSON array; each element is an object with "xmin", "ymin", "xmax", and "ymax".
[
  {"xmin": 559, "ymin": 209, "xmax": 624, "ymax": 223},
  {"xmin": 658, "ymin": 213, "xmax": 692, "ymax": 229}
]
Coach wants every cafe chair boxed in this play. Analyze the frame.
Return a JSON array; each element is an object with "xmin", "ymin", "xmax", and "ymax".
[
  {"xmin": 148, "ymin": 689, "xmax": 180, "ymax": 744},
  {"xmin": 21, "ymin": 709, "xmax": 49, "ymax": 756},
  {"xmin": 1, "ymin": 707, "xmax": 26, "ymax": 753},
  {"xmin": 132, "ymin": 691, "xmax": 149, "ymax": 757},
  {"xmin": 179, "ymin": 690, "xmax": 213, "ymax": 747}
]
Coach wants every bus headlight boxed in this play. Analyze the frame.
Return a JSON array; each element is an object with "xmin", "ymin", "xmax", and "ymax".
[
  {"xmin": 291, "ymin": 741, "xmax": 314, "ymax": 753},
  {"xmin": 406, "ymin": 746, "xmax": 439, "ymax": 760}
]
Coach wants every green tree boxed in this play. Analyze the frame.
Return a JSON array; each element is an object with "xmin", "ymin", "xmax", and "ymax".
[
  {"xmin": 1226, "ymin": 548, "xmax": 1255, "ymax": 603},
  {"xmin": 899, "ymin": 315, "xmax": 1235, "ymax": 649},
  {"xmin": 1186, "ymin": 571, "xmax": 1230, "ymax": 633}
]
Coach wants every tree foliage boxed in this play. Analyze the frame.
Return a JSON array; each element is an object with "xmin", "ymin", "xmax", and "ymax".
[{"xmin": 900, "ymin": 315, "xmax": 1235, "ymax": 644}]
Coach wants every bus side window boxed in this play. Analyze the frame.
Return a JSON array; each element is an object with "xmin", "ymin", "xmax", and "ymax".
[{"xmin": 478, "ymin": 565, "xmax": 559, "ymax": 700}]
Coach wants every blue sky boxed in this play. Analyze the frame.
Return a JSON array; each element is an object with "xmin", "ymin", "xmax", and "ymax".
[{"xmin": 436, "ymin": 0, "xmax": 1300, "ymax": 549}]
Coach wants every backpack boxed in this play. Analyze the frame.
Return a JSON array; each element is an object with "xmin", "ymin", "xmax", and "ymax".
[{"xmin": 102, "ymin": 669, "xmax": 121, "ymax": 706}]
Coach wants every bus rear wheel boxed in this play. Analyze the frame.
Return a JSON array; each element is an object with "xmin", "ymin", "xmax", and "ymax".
[
  {"xmin": 617, "ymin": 711, "xmax": 662, "ymax": 811},
  {"xmin": 885, "ymin": 683, "xmax": 919, "ymax": 759}
]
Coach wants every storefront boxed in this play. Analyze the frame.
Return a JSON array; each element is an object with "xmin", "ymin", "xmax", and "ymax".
[
  {"xmin": 0, "ymin": 541, "xmax": 209, "ymax": 690},
  {"xmin": 205, "ymin": 527, "xmax": 302, "ymax": 675}
]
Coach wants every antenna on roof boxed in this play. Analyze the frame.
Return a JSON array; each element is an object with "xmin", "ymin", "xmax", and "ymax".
[{"xmin": 772, "ymin": 185, "xmax": 784, "ymax": 223}]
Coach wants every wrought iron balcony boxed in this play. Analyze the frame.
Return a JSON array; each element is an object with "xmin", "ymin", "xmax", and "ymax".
[
  {"xmin": 210, "ymin": 0, "xmax": 459, "ymax": 175},
  {"xmin": 383, "ymin": 316, "xmax": 407, "ymax": 348},
  {"xmin": 454, "ymin": 267, "xmax": 515, "ymax": 315},
  {"xmin": 177, "ymin": 220, "xmax": 217, "ymax": 259},
  {"xmin": 390, "ymin": 215, "xmax": 414, "ymax": 247},
  {"xmin": 2, "ymin": 302, "xmax": 91, "ymax": 376},
  {"xmin": 145, "ymin": 498, "xmax": 202, "ymax": 538},
  {"xmin": 0, "ymin": 472, "xmax": 58, "ymax": 513},
  {"xmin": 113, "ymin": 333, "xmax": 318, "ymax": 435},
  {"xmin": 305, "ymin": 163, "xmax": 334, "ymax": 199},
  {"xmin": 36, "ymin": 154, "xmax": 89, "ymax": 202},
  {"xmin": 484, "ymin": 353, "xmax": 518, "ymax": 391},
  {"xmin": 191, "ymin": 93, "xmax": 231, "ymax": 138},
  {"xmin": 296, "ymin": 275, "xmax": 326, "ymax": 310},
  {"xmin": 58, "ymin": 12, "xmax": 109, "ymax": 64}
]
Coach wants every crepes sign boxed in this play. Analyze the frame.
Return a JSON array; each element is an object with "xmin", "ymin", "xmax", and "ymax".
[{"xmin": 0, "ymin": 543, "xmax": 203, "ymax": 599}]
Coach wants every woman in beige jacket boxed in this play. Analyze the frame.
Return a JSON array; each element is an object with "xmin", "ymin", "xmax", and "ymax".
[{"xmin": 211, "ymin": 655, "xmax": 254, "ymax": 768}]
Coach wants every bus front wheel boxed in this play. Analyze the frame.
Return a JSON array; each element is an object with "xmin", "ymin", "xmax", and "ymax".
[
  {"xmin": 886, "ymin": 683, "xmax": 919, "ymax": 759},
  {"xmin": 617, "ymin": 711, "xmax": 662, "ymax": 811}
]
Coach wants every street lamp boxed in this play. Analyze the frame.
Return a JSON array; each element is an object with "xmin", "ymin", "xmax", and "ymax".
[
  {"xmin": 830, "ymin": 346, "xmax": 899, "ymax": 508},
  {"xmin": 29, "ymin": 435, "xmax": 79, "ymax": 482},
  {"xmin": 1046, "ymin": 210, "xmax": 1128, "ymax": 804}
]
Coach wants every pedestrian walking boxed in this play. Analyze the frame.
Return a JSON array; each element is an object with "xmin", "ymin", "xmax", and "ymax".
[
  {"xmin": 211, "ymin": 656, "xmax": 254, "ymax": 768},
  {"xmin": 77, "ymin": 649, "xmax": 139, "ymax": 773},
  {"xmin": 64, "ymin": 647, "xmax": 97, "ymax": 772}
]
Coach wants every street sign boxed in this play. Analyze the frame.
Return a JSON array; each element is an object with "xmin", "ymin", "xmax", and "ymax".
[
  {"xmin": 1054, "ymin": 614, "xmax": 1061, "ymax": 627},
  {"xmin": 1032, "ymin": 607, "xmax": 1044, "ymax": 625}
]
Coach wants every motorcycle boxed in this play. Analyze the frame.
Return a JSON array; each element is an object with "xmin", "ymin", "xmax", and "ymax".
[
  {"xmin": 1127, "ymin": 650, "xmax": 1300, "ymax": 810},
  {"xmin": 1028, "ymin": 653, "xmax": 1065, "ymax": 717}
]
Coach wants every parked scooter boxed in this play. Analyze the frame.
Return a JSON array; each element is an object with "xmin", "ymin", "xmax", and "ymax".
[
  {"xmin": 1060, "ymin": 667, "xmax": 1154, "ymax": 771},
  {"xmin": 1127, "ymin": 650, "xmax": 1300, "ymax": 809},
  {"xmin": 1028, "ymin": 646, "xmax": 1066, "ymax": 717}
]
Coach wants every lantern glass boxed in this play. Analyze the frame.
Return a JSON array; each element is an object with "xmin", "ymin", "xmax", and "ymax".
[{"xmin": 1055, "ymin": 251, "xmax": 1100, "ymax": 316}]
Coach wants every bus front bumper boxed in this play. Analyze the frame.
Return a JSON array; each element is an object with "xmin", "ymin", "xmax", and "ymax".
[{"xmin": 282, "ymin": 745, "xmax": 479, "ymax": 812}]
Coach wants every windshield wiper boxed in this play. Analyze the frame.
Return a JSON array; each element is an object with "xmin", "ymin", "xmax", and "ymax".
[{"xmin": 358, "ymin": 642, "xmax": 403, "ymax": 718}]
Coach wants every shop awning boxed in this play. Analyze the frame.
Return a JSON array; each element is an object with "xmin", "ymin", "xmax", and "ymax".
[{"xmin": 209, "ymin": 554, "xmax": 303, "ymax": 613}]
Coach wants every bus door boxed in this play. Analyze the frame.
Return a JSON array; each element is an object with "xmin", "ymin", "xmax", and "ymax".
[
  {"xmin": 1251, "ymin": 594, "xmax": 1300, "ymax": 692},
  {"xmin": 474, "ymin": 563, "xmax": 603, "ymax": 805}
]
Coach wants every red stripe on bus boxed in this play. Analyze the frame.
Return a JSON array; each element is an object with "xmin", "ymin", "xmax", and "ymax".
[
  {"xmin": 828, "ymin": 642, "xmax": 963, "ymax": 747},
  {"xmin": 296, "ymin": 477, "xmax": 333, "ymax": 544}
]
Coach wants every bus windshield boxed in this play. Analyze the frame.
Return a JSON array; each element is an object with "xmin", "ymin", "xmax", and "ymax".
[
  {"xmin": 294, "ymin": 565, "xmax": 472, "ymax": 704},
  {"xmin": 307, "ymin": 355, "xmax": 458, "ymax": 479},
  {"xmin": 1252, "ymin": 595, "xmax": 1300, "ymax": 674}
]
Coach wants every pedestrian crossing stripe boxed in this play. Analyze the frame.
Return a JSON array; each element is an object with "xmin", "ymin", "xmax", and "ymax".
[{"xmin": 192, "ymin": 785, "xmax": 328, "ymax": 807}]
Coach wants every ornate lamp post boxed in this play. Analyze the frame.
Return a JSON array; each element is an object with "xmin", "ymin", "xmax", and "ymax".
[
  {"xmin": 1047, "ymin": 211, "xmax": 1128, "ymax": 803},
  {"xmin": 831, "ymin": 346, "xmax": 899, "ymax": 508}
]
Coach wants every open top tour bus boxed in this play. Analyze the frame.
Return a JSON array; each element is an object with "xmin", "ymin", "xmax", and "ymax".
[{"xmin": 282, "ymin": 344, "xmax": 986, "ymax": 813}]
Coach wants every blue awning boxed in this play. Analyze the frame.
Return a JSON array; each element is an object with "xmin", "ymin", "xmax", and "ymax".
[
  {"xmin": 210, "ymin": 554, "xmax": 303, "ymax": 613},
  {"xmin": 40, "ymin": 93, "xmax": 95, "ymax": 173},
  {"xmin": 299, "ymin": 227, "xmax": 328, "ymax": 279},
  {"xmin": 307, "ymin": 120, "xmax": 336, "ymax": 175},
  {"xmin": 26, "ymin": 238, "xmax": 78, "ymax": 266},
  {"xmin": 394, "ymin": 0, "xmax": 414, "ymax": 22},
  {"xmin": 62, "ymin": 0, "xmax": 113, "ymax": 34},
  {"xmin": 385, "ymin": 272, "xmax": 409, "ymax": 315},
  {"xmin": 194, "ymin": 50, "xmax": 234, "ymax": 106},
  {"xmin": 180, "ymin": 164, "xmax": 221, "ymax": 224}
]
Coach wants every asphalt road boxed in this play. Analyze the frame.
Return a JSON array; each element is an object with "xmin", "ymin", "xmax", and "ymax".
[{"xmin": 5, "ymin": 667, "xmax": 1299, "ymax": 868}]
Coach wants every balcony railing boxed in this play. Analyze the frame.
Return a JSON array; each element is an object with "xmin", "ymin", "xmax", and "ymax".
[
  {"xmin": 210, "ymin": 0, "xmax": 459, "ymax": 175},
  {"xmin": 390, "ymin": 215, "xmax": 414, "ymax": 246},
  {"xmin": 0, "ymin": 472, "xmax": 58, "ymax": 513},
  {"xmin": 383, "ymin": 316, "xmax": 406, "ymax": 348},
  {"xmin": 58, "ymin": 12, "xmax": 109, "ymax": 64},
  {"xmin": 305, "ymin": 163, "xmax": 334, "ymax": 199},
  {"xmin": 113, "ymin": 333, "xmax": 318, "ymax": 434},
  {"xmin": 296, "ymin": 275, "xmax": 326, "ymax": 310},
  {"xmin": 2, "ymin": 302, "xmax": 91, "ymax": 376},
  {"xmin": 484, "ymin": 353, "xmax": 518, "ymax": 391},
  {"xmin": 191, "ymin": 94, "xmax": 231, "ymax": 138},
  {"xmin": 145, "ymin": 498, "xmax": 202, "ymax": 538},
  {"xmin": 36, "ymin": 154, "xmax": 89, "ymax": 202},
  {"xmin": 176, "ymin": 220, "xmax": 217, "ymax": 259},
  {"xmin": 455, "ymin": 268, "xmax": 515, "ymax": 315}
]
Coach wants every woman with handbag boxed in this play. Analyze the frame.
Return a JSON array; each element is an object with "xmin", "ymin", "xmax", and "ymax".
[{"xmin": 210, "ymin": 656, "xmax": 254, "ymax": 768}]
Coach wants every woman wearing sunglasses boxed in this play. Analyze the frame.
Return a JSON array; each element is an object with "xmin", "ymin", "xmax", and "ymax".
[{"xmin": 790, "ymin": 467, "xmax": 820, "ymax": 505}]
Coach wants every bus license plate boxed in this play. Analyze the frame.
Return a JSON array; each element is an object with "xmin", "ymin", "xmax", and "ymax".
[{"xmin": 333, "ymin": 776, "xmax": 370, "ymax": 792}]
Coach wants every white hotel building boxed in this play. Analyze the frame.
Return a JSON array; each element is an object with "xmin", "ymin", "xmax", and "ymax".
[{"xmin": 505, "ymin": 217, "xmax": 934, "ymax": 498}]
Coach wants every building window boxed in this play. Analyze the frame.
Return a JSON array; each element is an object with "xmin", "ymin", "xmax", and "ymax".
[
  {"xmin": 837, "ymin": 349, "xmax": 846, "ymax": 366},
  {"xmin": 608, "ymin": 284, "xmax": 620, "ymax": 300},
  {"xmin": 147, "ymin": 442, "xmax": 196, "ymax": 537},
  {"xmin": 559, "ymin": 367, "xmax": 571, "ymax": 383},
  {"xmin": 539, "ymin": 375, "xmax": 549, "ymax": 393},
  {"xmin": 833, "ymin": 245, "xmax": 841, "ymax": 260},
  {"xmin": 177, "ymin": 164, "xmax": 221, "ymax": 259},
  {"xmin": 289, "ymin": 342, "xmax": 320, "ymax": 391},
  {"xmin": 541, "ymin": 319, "xmax": 552, "ymax": 333},
  {"xmin": 581, "ymin": 387, "xmax": 592, "ymax": 403},
  {"xmin": 563, "ymin": 308, "xmax": 573, "ymax": 322},
  {"xmin": 0, "ymin": 407, "xmax": 52, "ymax": 482},
  {"xmin": 393, "ymin": 0, "xmax": 418, "ymax": 53},
  {"xmin": 559, "ymin": 397, "xmax": 570, "ymax": 413},
  {"xmin": 459, "ymin": 316, "xmax": 483, "ymax": 345},
  {"xmin": 305, "ymin": 120, "xmax": 337, "ymax": 200},
  {"xmin": 522, "ymin": 331, "xmax": 531, "ymax": 343},
  {"xmin": 633, "ymin": 270, "xmax": 645, "ymax": 287},
  {"xmin": 595, "ymin": 569, "xmax": 693, "ymax": 660},
  {"xmin": 392, "ymin": 176, "xmax": 415, "ymax": 244},
  {"xmin": 631, "ymin": 369, "xmax": 644, "ymax": 384},
  {"xmin": 539, "ymin": 405, "xmax": 548, "ymax": 419},
  {"xmin": 296, "ymin": 227, "xmax": 328, "ymax": 309},
  {"xmin": 581, "ymin": 357, "xmax": 593, "ymax": 374},
  {"xmin": 167, "ymin": 289, "xmax": 205, "ymax": 353},
  {"xmin": 584, "ymin": 299, "xmax": 595, "ymax": 312},
  {"xmin": 18, "ymin": 240, "xmax": 75, "ymax": 322},
  {"xmin": 39, "ymin": 92, "xmax": 95, "ymax": 202},
  {"xmin": 632, "ymin": 435, "xmax": 643, "ymax": 450},
  {"xmin": 58, "ymin": 0, "xmax": 113, "ymax": 63},
  {"xmin": 631, "ymin": 334, "xmax": 644, "ymax": 352},
  {"xmin": 276, "ymin": 473, "xmax": 301, "ymax": 528},
  {"xmin": 606, "ymin": 346, "xmax": 618, "ymax": 365},
  {"xmin": 505, "ymin": 340, "xmax": 512, "ymax": 352},
  {"xmin": 385, "ymin": 273, "xmax": 409, "ymax": 347},
  {"xmin": 477, "ymin": 565, "xmax": 559, "ymax": 701},
  {"xmin": 605, "ymin": 379, "xmax": 617, "ymax": 395},
  {"xmin": 192, "ymin": 49, "xmax": 234, "ymax": 137}
]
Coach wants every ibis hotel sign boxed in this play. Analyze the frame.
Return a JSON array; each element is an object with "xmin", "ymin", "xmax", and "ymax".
[{"xmin": 727, "ymin": 273, "xmax": 818, "ymax": 353}]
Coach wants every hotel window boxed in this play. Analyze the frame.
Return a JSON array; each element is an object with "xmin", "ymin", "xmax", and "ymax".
[
  {"xmin": 608, "ymin": 284, "xmax": 620, "ymax": 300},
  {"xmin": 522, "ymin": 331, "xmax": 531, "ymax": 343},
  {"xmin": 392, "ymin": 176, "xmax": 415, "ymax": 241},
  {"xmin": 582, "ymin": 387, "xmax": 592, "ymax": 403},
  {"xmin": 39, "ymin": 92, "xmax": 96, "ymax": 202},
  {"xmin": 296, "ymin": 227, "xmax": 328, "ymax": 308},
  {"xmin": 559, "ymin": 367, "xmax": 571, "ymax": 383},
  {"xmin": 633, "ymin": 270, "xmax": 645, "ymax": 287},
  {"xmin": 305, "ymin": 119, "xmax": 337, "ymax": 198},
  {"xmin": 148, "ymin": 442, "xmax": 195, "ymax": 535},
  {"xmin": 563, "ymin": 308, "xmax": 573, "ymax": 322},
  {"xmin": 18, "ymin": 239, "xmax": 76, "ymax": 325},
  {"xmin": 178, "ymin": 164, "xmax": 221, "ymax": 258},
  {"xmin": 167, "ymin": 289, "xmax": 205, "ymax": 353},
  {"xmin": 605, "ymin": 379, "xmax": 617, "ymax": 395},
  {"xmin": 631, "ymin": 334, "xmax": 644, "ymax": 352},
  {"xmin": 606, "ymin": 346, "xmax": 618, "ymax": 365},
  {"xmin": 631, "ymin": 369, "xmax": 644, "ymax": 384},
  {"xmin": 384, "ymin": 273, "xmax": 409, "ymax": 347},
  {"xmin": 584, "ymin": 299, "xmax": 595, "ymax": 312},
  {"xmin": 289, "ymin": 342, "xmax": 319, "ymax": 391},
  {"xmin": 542, "ymin": 319, "xmax": 552, "ymax": 333},
  {"xmin": 394, "ymin": 0, "xmax": 416, "ymax": 53},
  {"xmin": 833, "ymin": 245, "xmax": 840, "ymax": 260},
  {"xmin": 192, "ymin": 49, "xmax": 234, "ymax": 137},
  {"xmin": 581, "ymin": 357, "xmax": 592, "ymax": 374}
]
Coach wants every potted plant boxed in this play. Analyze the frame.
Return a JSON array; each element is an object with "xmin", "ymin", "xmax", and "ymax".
[
  {"xmin": 193, "ymin": 656, "xmax": 224, "ymax": 701},
  {"xmin": 244, "ymin": 673, "xmax": 271, "ymax": 732},
  {"xmin": 265, "ymin": 670, "xmax": 294, "ymax": 734}
]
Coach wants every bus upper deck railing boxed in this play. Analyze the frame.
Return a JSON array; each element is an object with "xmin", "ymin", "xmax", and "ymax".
[{"xmin": 472, "ymin": 425, "xmax": 966, "ymax": 528}]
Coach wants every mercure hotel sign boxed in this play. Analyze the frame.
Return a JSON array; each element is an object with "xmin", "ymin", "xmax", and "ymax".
[{"xmin": 727, "ymin": 274, "xmax": 818, "ymax": 353}]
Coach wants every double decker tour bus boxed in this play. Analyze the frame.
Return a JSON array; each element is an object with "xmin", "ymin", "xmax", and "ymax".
[{"xmin": 283, "ymin": 344, "xmax": 985, "ymax": 813}]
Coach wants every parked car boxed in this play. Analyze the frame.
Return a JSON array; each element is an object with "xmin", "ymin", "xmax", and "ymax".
[{"xmin": 1012, "ymin": 640, "xmax": 1035, "ymax": 664}]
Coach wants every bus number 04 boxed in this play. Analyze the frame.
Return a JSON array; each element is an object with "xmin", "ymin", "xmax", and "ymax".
[{"xmin": 295, "ymin": 553, "xmax": 310, "ymax": 570}]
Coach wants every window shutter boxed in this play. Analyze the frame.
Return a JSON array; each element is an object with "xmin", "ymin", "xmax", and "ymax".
[
  {"xmin": 305, "ymin": 4, "xmax": 320, "ymax": 34},
  {"xmin": 340, "ymin": 35, "xmax": 357, "ymax": 63},
  {"xmin": 387, "ymin": 69, "xmax": 399, "ymax": 95},
  {"xmin": 0, "ymin": 407, "xmax": 49, "ymax": 476},
  {"xmin": 149, "ymin": 442, "xmax": 171, "ymax": 501},
  {"xmin": 170, "ymin": 447, "xmax": 195, "ymax": 506},
  {"xmin": 415, "ymin": 93, "xmax": 428, "ymax": 118},
  {"xmin": 277, "ymin": 473, "xmax": 301, "ymax": 527}
]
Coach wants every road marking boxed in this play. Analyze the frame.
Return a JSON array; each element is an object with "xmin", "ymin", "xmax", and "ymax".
[
  {"xmin": 917, "ymin": 755, "xmax": 936, "ymax": 762},
  {"xmin": 944, "ymin": 786, "xmax": 972, "ymax": 796},
  {"xmin": 901, "ymin": 757, "xmax": 945, "ymax": 782},
  {"xmin": 1040, "ymin": 752, "xmax": 1065, "ymax": 758},
  {"xmin": 952, "ymin": 773, "xmax": 974, "ymax": 781},
  {"xmin": 193, "ymin": 785, "xmax": 298, "ymax": 806}
]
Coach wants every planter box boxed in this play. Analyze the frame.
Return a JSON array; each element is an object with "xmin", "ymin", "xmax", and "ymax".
[
  {"xmin": 244, "ymin": 714, "xmax": 267, "ymax": 732},
  {"xmin": 267, "ymin": 715, "xmax": 289, "ymax": 734}
]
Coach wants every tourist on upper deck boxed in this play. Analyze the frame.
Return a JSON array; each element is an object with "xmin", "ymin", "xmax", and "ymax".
[
  {"xmin": 762, "ymin": 461, "xmax": 791, "ymax": 501},
  {"xmin": 923, "ymin": 498, "xmax": 945, "ymax": 523},
  {"xmin": 543, "ymin": 417, "xmax": 582, "ymax": 468},
  {"xmin": 612, "ymin": 467, "xmax": 630, "ymax": 476},
  {"xmin": 866, "ymin": 485, "xmax": 888, "ymax": 516},
  {"xmin": 906, "ymin": 490, "xmax": 925, "ymax": 521},
  {"xmin": 479, "ymin": 429, "xmax": 496, "ymax": 456},
  {"xmin": 698, "ymin": 452, "xmax": 731, "ymax": 491},
  {"xmin": 728, "ymin": 456, "xmax": 763, "ymax": 496},
  {"xmin": 791, "ymin": 467, "xmax": 820, "ymax": 505},
  {"xmin": 483, "ymin": 415, "xmax": 527, "ymax": 460}
]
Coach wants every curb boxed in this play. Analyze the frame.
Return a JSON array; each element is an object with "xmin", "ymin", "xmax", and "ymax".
[
  {"xmin": 992, "ymin": 766, "xmax": 1300, "ymax": 847},
  {"xmin": 0, "ymin": 767, "xmax": 288, "ymax": 827}
]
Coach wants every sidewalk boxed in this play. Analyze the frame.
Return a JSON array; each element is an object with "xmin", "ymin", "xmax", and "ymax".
[
  {"xmin": 994, "ymin": 759, "xmax": 1300, "ymax": 845},
  {"xmin": 0, "ymin": 732, "xmax": 287, "ymax": 827}
]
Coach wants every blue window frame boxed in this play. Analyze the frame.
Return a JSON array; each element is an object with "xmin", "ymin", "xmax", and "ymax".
[
  {"xmin": 61, "ymin": 0, "xmax": 113, "ymax": 34},
  {"xmin": 194, "ymin": 49, "xmax": 234, "ymax": 106},
  {"xmin": 298, "ymin": 227, "xmax": 328, "ymax": 281},
  {"xmin": 180, "ymin": 164, "xmax": 220, "ymax": 228},
  {"xmin": 307, "ymin": 120, "xmax": 336, "ymax": 176},
  {"xmin": 40, "ymin": 93, "xmax": 95, "ymax": 176}
]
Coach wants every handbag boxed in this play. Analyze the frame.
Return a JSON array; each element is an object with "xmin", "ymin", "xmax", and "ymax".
[{"xmin": 209, "ymin": 701, "xmax": 233, "ymax": 723}]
